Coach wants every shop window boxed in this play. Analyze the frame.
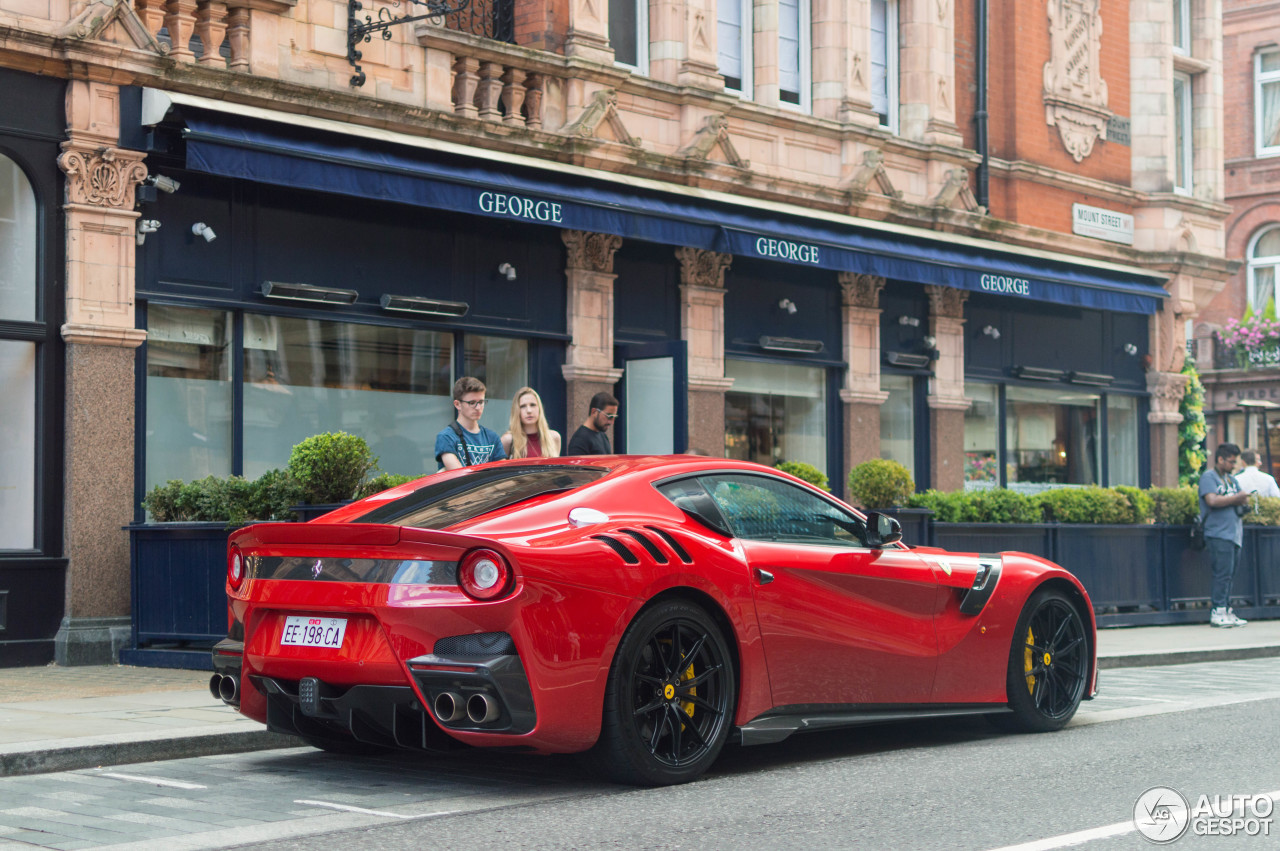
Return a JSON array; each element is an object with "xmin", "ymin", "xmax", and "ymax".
[
  {"xmin": 870, "ymin": 0, "xmax": 898, "ymax": 131},
  {"xmin": 242, "ymin": 316, "xmax": 457, "ymax": 480},
  {"xmin": 145, "ymin": 305, "xmax": 234, "ymax": 493},
  {"xmin": 964, "ymin": 383, "xmax": 999, "ymax": 491},
  {"xmin": 144, "ymin": 308, "xmax": 533, "ymax": 490},
  {"xmin": 880, "ymin": 374, "xmax": 914, "ymax": 480},
  {"xmin": 0, "ymin": 341, "xmax": 35, "ymax": 548},
  {"xmin": 779, "ymin": 0, "xmax": 811, "ymax": 109},
  {"xmin": 718, "ymin": 0, "xmax": 753, "ymax": 98},
  {"xmin": 1247, "ymin": 226, "xmax": 1280, "ymax": 315},
  {"xmin": 1107, "ymin": 395, "xmax": 1140, "ymax": 487},
  {"xmin": 0, "ymin": 156, "xmax": 36, "ymax": 322},
  {"xmin": 724, "ymin": 359, "xmax": 827, "ymax": 473},
  {"xmin": 610, "ymin": 0, "xmax": 648, "ymax": 73},
  {"xmin": 1173, "ymin": 72, "xmax": 1192, "ymax": 195},
  {"xmin": 1259, "ymin": 50, "xmax": 1280, "ymax": 157},
  {"xmin": 1005, "ymin": 386, "xmax": 1100, "ymax": 491}
]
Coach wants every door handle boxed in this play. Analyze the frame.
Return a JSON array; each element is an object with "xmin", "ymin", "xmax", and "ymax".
[{"xmin": 754, "ymin": 568, "xmax": 774, "ymax": 585}]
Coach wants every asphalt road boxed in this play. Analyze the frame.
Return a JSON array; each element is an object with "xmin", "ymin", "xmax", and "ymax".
[{"xmin": 1, "ymin": 657, "xmax": 1277, "ymax": 851}]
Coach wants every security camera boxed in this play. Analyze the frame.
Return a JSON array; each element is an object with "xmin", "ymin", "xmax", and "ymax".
[
  {"xmin": 149, "ymin": 175, "xmax": 181, "ymax": 194},
  {"xmin": 497, "ymin": 263, "xmax": 517, "ymax": 282},
  {"xmin": 191, "ymin": 222, "xmax": 216, "ymax": 243}
]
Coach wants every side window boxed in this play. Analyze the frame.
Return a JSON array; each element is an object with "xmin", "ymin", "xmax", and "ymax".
[{"xmin": 701, "ymin": 474, "xmax": 865, "ymax": 545}]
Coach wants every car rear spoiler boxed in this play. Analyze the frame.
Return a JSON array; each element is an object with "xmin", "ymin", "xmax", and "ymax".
[{"xmin": 229, "ymin": 522, "xmax": 509, "ymax": 555}]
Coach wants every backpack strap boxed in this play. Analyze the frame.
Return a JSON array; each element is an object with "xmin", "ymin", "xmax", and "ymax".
[{"xmin": 449, "ymin": 421, "xmax": 473, "ymax": 467}]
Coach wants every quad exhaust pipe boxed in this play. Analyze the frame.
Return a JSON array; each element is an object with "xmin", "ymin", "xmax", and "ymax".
[
  {"xmin": 433, "ymin": 690, "xmax": 501, "ymax": 725},
  {"xmin": 466, "ymin": 692, "xmax": 500, "ymax": 724},
  {"xmin": 433, "ymin": 691, "xmax": 467, "ymax": 723},
  {"xmin": 209, "ymin": 673, "xmax": 240, "ymax": 704}
]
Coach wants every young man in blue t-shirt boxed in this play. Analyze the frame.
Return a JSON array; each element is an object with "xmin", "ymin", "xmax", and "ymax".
[{"xmin": 434, "ymin": 376, "xmax": 507, "ymax": 471}]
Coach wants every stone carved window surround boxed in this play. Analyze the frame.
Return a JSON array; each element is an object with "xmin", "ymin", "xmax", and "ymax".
[{"xmin": 1041, "ymin": 0, "xmax": 1112, "ymax": 163}]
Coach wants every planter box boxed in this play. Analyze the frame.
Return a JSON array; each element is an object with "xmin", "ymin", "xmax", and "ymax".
[
  {"xmin": 1054, "ymin": 525, "xmax": 1162, "ymax": 613},
  {"xmin": 1250, "ymin": 526, "xmax": 1280, "ymax": 607},
  {"xmin": 930, "ymin": 523, "xmax": 1054, "ymax": 560},
  {"xmin": 128, "ymin": 522, "xmax": 235, "ymax": 647}
]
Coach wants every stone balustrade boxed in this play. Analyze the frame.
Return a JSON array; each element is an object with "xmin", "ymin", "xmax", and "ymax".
[{"xmin": 132, "ymin": 0, "xmax": 294, "ymax": 72}]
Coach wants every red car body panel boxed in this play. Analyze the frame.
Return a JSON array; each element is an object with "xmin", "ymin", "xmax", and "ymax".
[{"xmin": 219, "ymin": 456, "xmax": 1098, "ymax": 755}]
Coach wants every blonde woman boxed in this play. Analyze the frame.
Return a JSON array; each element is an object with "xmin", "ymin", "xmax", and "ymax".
[{"xmin": 501, "ymin": 387, "xmax": 562, "ymax": 459}]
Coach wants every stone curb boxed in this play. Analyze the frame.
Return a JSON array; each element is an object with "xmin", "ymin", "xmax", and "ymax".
[
  {"xmin": 0, "ymin": 730, "xmax": 299, "ymax": 778},
  {"xmin": 1098, "ymin": 644, "xmax": 1280, "ymax": 670}
]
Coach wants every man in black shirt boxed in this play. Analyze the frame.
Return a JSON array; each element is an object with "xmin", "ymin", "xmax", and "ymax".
[{"xmin": 565, "ymin": 392, "xmax": 618, "ymax": 455}]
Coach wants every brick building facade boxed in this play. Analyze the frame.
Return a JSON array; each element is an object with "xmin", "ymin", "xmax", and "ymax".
[{"xmin": 0, "ymin": 0, "xmax": 1233, "ymax": 663}]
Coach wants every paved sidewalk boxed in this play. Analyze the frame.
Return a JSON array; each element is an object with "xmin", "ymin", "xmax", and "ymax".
[{"xmin": 1, "ymin": 619, "xmax": 1277, "ymax": 779}]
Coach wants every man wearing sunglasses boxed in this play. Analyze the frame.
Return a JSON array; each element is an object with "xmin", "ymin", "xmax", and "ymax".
[
  {"xmin": 435, "ymin": 376, "xmax": 508, "ymax": 471},
  {"xmin": 565, "ymin": 392, "xmax": 619, "ymax": 456}
]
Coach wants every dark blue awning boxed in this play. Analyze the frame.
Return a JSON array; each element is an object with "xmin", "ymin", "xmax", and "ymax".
[{"xmin": 179, "ymin": 111, "xmax": 1168, "ymax": 315}]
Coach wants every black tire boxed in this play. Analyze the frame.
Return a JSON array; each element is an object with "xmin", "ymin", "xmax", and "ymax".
[
  {"xmin": 998, "ymin": 587, "xmax": 1089, "ymax": 732},
  {"xmin": 299, "ymin": 733, "xmax": 392, "ymax": 756},
  {"xmin": 583, "ymin": 599, "xmax": 735, "ymax": 786}
]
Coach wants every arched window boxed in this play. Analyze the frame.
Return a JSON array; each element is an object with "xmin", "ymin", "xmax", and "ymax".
[
  {"xmin": 1247, "ymin": 225, "xmax": 1280, "ymax": 315},
  {"xmin": 0, "ymin": 153, "xmax": 37, "ymax": 549}
]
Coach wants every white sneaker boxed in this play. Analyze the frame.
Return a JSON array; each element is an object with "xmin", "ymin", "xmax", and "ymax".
[
  {"xmin": 1226, "ymin": 608, "xmax": 1248, "ymax": 627},
  {"xmin": 1210, "ymin": 607, "xmax": 1234, "ymax": 628}
]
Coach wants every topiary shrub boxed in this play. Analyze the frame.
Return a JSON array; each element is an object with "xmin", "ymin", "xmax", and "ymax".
[
  {"xmin": 848, "ymin": 459, "xmax": 914, "ymax": 509},
  {"xmin": 355, "ymin": 473, "xmax": 419, "ymax": 500},
  {"xmin": 1149, "ymin": 487, "xmax": 1198, "ymax": 525},
  {"xmin": 287, "ymin": 431, "xmax": 378, "ymax": 505},
  {"xmin": 775, "ymin": 460, "xmax": 830, "ymax": 492}
]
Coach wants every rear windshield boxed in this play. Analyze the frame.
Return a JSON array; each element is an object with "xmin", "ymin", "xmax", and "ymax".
[{"xmin": 355, "ymin": 465, "xmax": 608, "ymax": 529}]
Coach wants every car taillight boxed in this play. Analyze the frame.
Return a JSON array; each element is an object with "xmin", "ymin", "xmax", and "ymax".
[
  {"xmin": 227, "ymin": 546, "xmax": 245, "ymax": 591},
  {"xmin": 458, "ymin": 548, "xmax": 513, "ymax": 601}
]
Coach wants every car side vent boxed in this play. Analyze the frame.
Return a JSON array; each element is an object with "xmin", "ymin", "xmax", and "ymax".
[
  {"xmin": 620, "ymin": 528, "xmax": 667, "ymax": 564},
  {"xmin": 645, "ymin": 526, "xmax": 694, "ymax": 563},
  {"xmin": 433, "ymin": 632, "xmax": 517, "ymax": 658},
  {"xmin": 591, "ymin": 535, "xmax": 640, "ymax": 565}
]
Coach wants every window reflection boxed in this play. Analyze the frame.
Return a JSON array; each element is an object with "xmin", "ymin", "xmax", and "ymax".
[
  {"xmin": 0, "ymin": 341, "xmax": 35, "ymax": 548},
  {"xmin": 1005, "ymin": 386, "xmax": 1099, "ymax": 491},
  {"xmin": 243, "ymin": 315, "xmax": 455, "ymax": 479},
  {"xmin": 145, "ymin": 305, "xmax": 234, "ymax": 492},
  {"xmin": 964, "ymin": 383, "xmax": 999, "ymax": 491},
  {"xmin": 880, "ymin": 374, "xmax": 914, "ymax": 479},
  {"xmin": 0, "ymin": 157, "xmax": 36, "ymax": 322},
  {"xmin": 724, "ymin": 359, "xmax": 827, "ymax": 472}
]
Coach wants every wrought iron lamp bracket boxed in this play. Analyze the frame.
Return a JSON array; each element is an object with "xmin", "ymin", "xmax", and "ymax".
[{"xmin": 347, "ymin": 0, "xmax": 470, "ymax": 87}]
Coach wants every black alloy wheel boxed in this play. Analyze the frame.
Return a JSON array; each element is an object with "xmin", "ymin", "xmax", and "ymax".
[
  {"xmin": 999, "ymin": 587, "xmax": 1089, "ymax": 732},
  {"xmin": 585, "ymin": 599, "xmax": 735, "ymax": 786}
]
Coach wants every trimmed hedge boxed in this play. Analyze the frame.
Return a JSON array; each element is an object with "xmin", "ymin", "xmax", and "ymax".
[
  {"xmin": 143, "ymin": 431, "xmax": 408, "ymax": 523},
  {"xmin": 906, "ymin": 485, "xmax": 1207, "ymax": 525}
]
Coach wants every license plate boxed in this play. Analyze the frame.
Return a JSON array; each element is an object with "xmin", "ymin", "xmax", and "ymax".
[{"xmin": 280, "ymin": 616, "xmax": 347, "ymax": 649}]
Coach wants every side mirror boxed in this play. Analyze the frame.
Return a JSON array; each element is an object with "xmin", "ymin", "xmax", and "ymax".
[{"xmin": 863, "ymin": 512, "xmax": 903, "ymax": 548}]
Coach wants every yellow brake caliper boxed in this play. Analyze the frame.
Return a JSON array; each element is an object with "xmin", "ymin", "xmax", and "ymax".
[
  {"xmin": 1024, "ymin": 626, "xmax": 1036, "ymax": 694},
  {"xmin": 680, "ymin": 663, "xmax": 696, "ymax": 719}
]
